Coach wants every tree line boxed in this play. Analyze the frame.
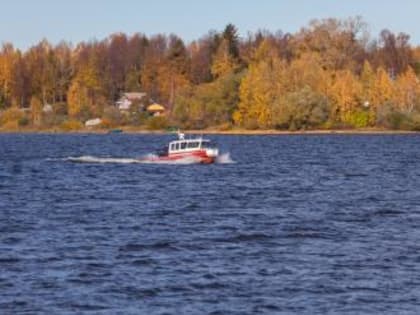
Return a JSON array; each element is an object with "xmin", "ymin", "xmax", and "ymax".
[{"xmin": 1, "ymin": 17, "xmax": 420, "ymax": 131}]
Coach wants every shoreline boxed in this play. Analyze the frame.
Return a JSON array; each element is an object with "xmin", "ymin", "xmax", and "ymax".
[
  {"xmin": 182, "ymin": 129, "xmax": 420, "ymax": 135},
  {"xmin": 0, "ymin": 128, "xmax": 419, "ymax": 135}
]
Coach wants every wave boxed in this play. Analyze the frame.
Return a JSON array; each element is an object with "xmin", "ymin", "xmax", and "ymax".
[
  {"xmin": 62, "ymin": 156, "xmax": 142, "ymax": 164},
  {"xmin": 216, "ymin": 152, "xmax": 235, "ymax": 164}
]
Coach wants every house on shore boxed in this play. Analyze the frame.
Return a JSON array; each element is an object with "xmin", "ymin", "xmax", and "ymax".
[
  {"xmin": 116, "ymin": 92, "xmax": 147, "ymax": 111},
  {"xmin": 115, "ymin": 92, "xmax": 166, "ymax": 117}
]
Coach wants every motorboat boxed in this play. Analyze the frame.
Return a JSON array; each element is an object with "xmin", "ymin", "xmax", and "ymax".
[{"xmin": 141, "ymin": 132, "xmax": 219, "ymax": 164}]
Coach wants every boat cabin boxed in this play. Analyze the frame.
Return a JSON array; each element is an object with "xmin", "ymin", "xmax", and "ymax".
[{"xmin": 168, "ymin": 139, "xmax": 215, "ymax": 154}]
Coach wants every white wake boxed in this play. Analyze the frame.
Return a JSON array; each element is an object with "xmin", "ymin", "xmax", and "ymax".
[
  {"xmin": 216, "ymin": 152, "xmax": 235, "ymax": 164},
  {"xmin": 63, "ymin": 156, "xmax": 142, "ymax": 164},
  {"xmin": 56, "ymin": 152, "xmax": 235, "ymax": 165}
]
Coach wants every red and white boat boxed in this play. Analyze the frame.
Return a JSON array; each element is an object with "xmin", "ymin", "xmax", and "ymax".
[{"xmin": 141, "ymin": 132, "xmax": 219, "ymax": 164}]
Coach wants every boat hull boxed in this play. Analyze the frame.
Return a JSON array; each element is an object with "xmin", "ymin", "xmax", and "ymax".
[{"xmin": 141, "ymin": 150, "xmax": 216, "ymax": 164}]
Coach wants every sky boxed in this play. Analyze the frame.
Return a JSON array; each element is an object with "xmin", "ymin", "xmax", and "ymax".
[{"xmin": 1, "ymin": 0, "xmax": 420, "ymax": 50}]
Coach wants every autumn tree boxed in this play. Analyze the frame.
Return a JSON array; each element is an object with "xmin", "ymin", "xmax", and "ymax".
[
  {"xmin": 287, "ymin": 52, "xmax": 329, "ymax": 95},
  {"xmin": 174, "ymin": 72, "xmax": 242, "ymax": 129},
  {"xmin": 235, "ymin": 40, "xmax": 286, "ymax": 128},
  {"xmin": 30, "ymin": 96, "xmax": 43, "ymax": 126},
  {"xmin": 10, "ymin": 50, "xmax": 30, "ymax": 108},
  {"xmin": 291, "ymin": 17, "xmax": 367, "ymax": 72},
  {"xmin": 67, "ymin": 44, "xmax": 104, "ymax": 119},
  {"xmin": 124, "ymin": 33, "xmax": 148, "ymax": 91},
  {"xmin": 329, "ymin": 69, "xmax": 363, "ymax": 126},
  {"xmin": 393, "ymin": 66, "xmax": 420, "ymax": 114},
  {"xmin": 160, "ymin": 35, "xmax": 190, "ymax": 109},
  {"xmin": 210, "ymin": 24, "xmax": 242, "ymax": 79},
  {"xmin": 222, "ymin": 23, "xmax": 240, "ymax": 60},
  {"xmin": 0, "ymin": 43, "xmax": 17, "ymax": 108},
  {"xmin": 54, "ymin": 42, "xmax": 73, "ymax": 104},
  {"xmin": 188, "ymin": 32, "xmax": 218, "ymax": 84},
  {"xmin": 25, "ymin": 40, "xmax": 58, "ymax": 105},
  {"xmin": 359, "ymin": 60, "xmax": 376, "ymax": 124},
  {"xmin": 413, "ymin": 46, "xmax": 420, "ymax": 75},
  {"xmin": 211, "ymin": 39, "xmax": 241, "ymax": 78},
  {"xmin": 272, "ymin": 86, "xmax": 329, "ymax": 130},
  {"xmin": 370, "ymin": 67, "xmax": 395, "ymax": 124},
  {"xmin": 371, "ymin": 29, "xmax": 413, "ymax": 76},
  {"xmin": 67, "ymin": 80, "xmax": 88, "ymax": 118},
  {"xmin": 107, "ymin": 33, "xmax": 129, "ymax": 100},
  {"xmin": 141, "ymin": 35, "xmax": 167, "ymax": 101}
]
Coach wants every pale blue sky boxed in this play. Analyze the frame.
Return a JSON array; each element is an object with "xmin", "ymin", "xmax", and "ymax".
[{"xmin": 1, "ymin": 0, "xmax": 420, "ymax": 50}]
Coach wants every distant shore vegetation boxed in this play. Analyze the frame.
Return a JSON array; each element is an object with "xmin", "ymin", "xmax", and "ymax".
[{"xmin": 1, "ymin": 17, "xmax": 420, "ymax": 132}]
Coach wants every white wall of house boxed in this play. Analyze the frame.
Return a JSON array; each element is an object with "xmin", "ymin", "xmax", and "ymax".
[
  {"xmin": 116, "ymin": 92, "xmax": 147, "ymax": 111},
  {"xmin": 116, "ymin": 99, "xmax": 132, "ymax": 111},
  {"xmin": 85, "ymin": 118, "xmax": 102, "ymax": 127}
]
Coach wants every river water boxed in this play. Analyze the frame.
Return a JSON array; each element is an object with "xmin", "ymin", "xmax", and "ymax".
[{"xmin": 1, "ymin": 133, "xmax": 420, "ymax": 314}]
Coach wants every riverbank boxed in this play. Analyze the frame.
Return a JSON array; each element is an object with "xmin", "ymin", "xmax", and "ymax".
[
  {"xmin": 182, "ymin": 128, "xmax": 420, "ymax": 135},
  {"xmin": 0, "ymin": 126, "xmax": 419, "ymax": 135}
]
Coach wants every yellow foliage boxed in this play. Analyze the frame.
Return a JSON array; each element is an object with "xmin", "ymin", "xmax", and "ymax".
[
  {"xmin": 358, "ymin": 61, "xmax": 377, "ymax": 125},
  {"xmin": 30, "ymin": 96, "xmax": 43, "ymax": 126},
  {"xmin": 67, "ymin": 80, "xmax": 89, "ymax": 117},
  {"xmin": 59, "ymin": 120, "xmax": 83, "ymax": 131},
  {"xmin": 0, "ymin": 106, "xmax": 25, "ymax": 128},
  {"xmin": 288, "ymin": 52, "xmax": 328, "ymax": 94},
  {"xmin": 215, "ymin": 122, "xmax": 232, "ymax": 131},
  {"xmin": 360, "ymin": 61, "xmax": 375, "ymax": 101},
  {"xmin": 330, "ymin": 70, "xmax": 362, "ymax": 122},
  {"xmin": 372, "ymin": 68, "xmax": 394, "ymax": 106},
  {"xmin": 368, "ymin": 67, "xmax": 395, "ymax": 124},
  {"xmin": 146, "ymin": 116, "xmax": 168, "ymax": 130},
  {"xmin": 236, "ymin": 61, "xmax": 275, "ymax": 128},
  {"xmin": 157, "ymin": 63, "xmax": 190, "ymax": 106},
  {"xmin": 235, "ymin": 41, "xmax": 287, "ymax": 129},
  {"xmin": 211, "ymin": 39, "xmax": 239, "ymax": 78},
  {"xmin": 393, "ymin": 67, "xmax": 420, "ymax": 114},
  {"xmin": 0, "ymin": 44, "xmax": 16, "ymax": 103},
  {"xmin": 1, "ymin": 120, "xmax": 19, "ymax": 130}
]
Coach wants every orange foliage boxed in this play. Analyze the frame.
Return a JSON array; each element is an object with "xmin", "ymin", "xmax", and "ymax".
[{"xmin": 0, "ymin": 19, "xmax": 419, "ymax": 130}]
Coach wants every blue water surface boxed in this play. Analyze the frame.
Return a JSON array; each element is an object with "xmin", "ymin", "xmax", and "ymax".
[{"xmin": 1, "ymin": 133, "xmax": 420, "ymax": 314}]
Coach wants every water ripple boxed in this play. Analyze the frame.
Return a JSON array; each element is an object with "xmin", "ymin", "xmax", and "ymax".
[{"xmin": 1, "ymin": 133, "xmax": 420, "ymax": 314}]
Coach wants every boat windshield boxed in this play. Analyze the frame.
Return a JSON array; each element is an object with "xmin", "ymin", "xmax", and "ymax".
[{"xmin": 186, "ymin": 141, "xmax": 200, "ymax": 149}]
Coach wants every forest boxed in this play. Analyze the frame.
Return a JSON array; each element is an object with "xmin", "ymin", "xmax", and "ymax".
[{"xmin": 1, "ymin": 17, "xmax": 420, "ymax": 131}]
